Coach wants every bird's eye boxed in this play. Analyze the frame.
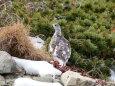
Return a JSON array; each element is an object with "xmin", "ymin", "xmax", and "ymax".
[{"xmin": 55, "ymin": 25, "xmax": 57, "ymax": 26}]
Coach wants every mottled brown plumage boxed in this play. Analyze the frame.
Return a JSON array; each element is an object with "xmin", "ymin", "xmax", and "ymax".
[{"xmin": 49, "ymin": 23, "xmax": 71, "ymax": 66}]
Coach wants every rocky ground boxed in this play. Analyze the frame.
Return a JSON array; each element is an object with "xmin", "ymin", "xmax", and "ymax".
[
  {"xmin": 0, "ymin": 51, "xmax": 115, "ymax": 86},
  {"xmin": 1, "ymin": 70, "xmax": 115, "ymax": 86}
]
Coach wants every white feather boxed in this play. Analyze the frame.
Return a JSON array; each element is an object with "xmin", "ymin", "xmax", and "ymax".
[
  {"xmin": 49, "ymin": 45, "xmax": 53, "ymax": 53},
  {"xmin": 109, "ymin": 69, "xmax": 115, "ymax": 82},
  {"xmin": 14, "ymin": 78, "xmax": 62, "ymax": 86},
  {"xmin": 53, "ymin": 47, "xmax": 57, "ymax": 56},
  {"xmin": 62, "ymin": 51, "xmax": 66, "ymax": 54},
  {"xmin": 12, "ymin": 57, "xmax": 62, "ymax": 76}
]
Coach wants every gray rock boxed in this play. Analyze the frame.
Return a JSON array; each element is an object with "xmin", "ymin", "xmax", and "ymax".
[
  {"xmin": 33, "ymin": 74, "xmax": 54, "ymax": 82},
  {"xmin": 0, "ymin": 51, "xmax": 22, "ymax": 74},
  {"xmin": 5, "ymin": 78, "xmax": 15, "ymax": 86},
  {"xmin": 105, "ymin": 82, "xmax": 115, "ymax": 86},
  {"xmin": 61, "ymin": 71, "xmax": 96, "ymax": 86},
  {"xmin": 0, "ymin": 75, "xmax": 5, "ymax": 85},
  {"xmin": 53, "ymin": 78, "xmax": 61, "ymax": 83}
]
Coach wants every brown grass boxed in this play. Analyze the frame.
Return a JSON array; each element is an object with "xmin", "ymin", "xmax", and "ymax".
[{"xmin": 0, "ymin": 22, "xmax": 52, "ymax": 61}]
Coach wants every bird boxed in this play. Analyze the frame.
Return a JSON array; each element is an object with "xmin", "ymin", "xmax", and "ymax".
[{"xmin": 49, "ymin": 23, "xmax": 71, "ymax": 66}]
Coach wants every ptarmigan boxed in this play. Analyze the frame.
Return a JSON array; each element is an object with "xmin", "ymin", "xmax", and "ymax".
[{"xmin": 49, "ymin": 23, "xmax": 71, "ymax": 66}]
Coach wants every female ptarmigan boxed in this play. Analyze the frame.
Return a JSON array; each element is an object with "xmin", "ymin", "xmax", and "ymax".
[{"xmin": 49, "ymin": 23, "xmax": 71, "ymax": 66}]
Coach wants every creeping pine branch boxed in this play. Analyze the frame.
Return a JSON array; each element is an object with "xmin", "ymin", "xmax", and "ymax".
[
  {"xmin": 0, "ymin": 1, "xmax": 21, "ymax": 25},
  {"xmin": 0, "ymin": 0, "xmax": 12, "ymax": 7},
  {"xmin": 0, "ymin": 1, "xmax": 12, "ymax": 17},
  {"xmin": 4, "ymin": 13, "xmax": 21, "ymax": 24},
  {"xmin": 0, "ymin": 3, "xmax": 6, "ymax": 17}
]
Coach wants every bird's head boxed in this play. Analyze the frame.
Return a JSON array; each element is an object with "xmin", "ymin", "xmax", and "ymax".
[
  {"xmin": 52, "ymin": 23, "xmax": 61, "ymax": 30},
  {"xmin": 52, "ymin": 23, "xmax": 61, "ymax": 35}
]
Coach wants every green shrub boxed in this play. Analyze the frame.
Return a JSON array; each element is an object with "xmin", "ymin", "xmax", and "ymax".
[{"xmin": 0, "ymin": 0, "xmax": 114, "ymax": 80}]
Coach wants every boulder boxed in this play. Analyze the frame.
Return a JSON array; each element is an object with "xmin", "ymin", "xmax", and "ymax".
[
  {"xmin": 106, "ymin": 82, "xmax": 115, "ymax": 86},
  {"xmin": 29, "ymin": 36, "xmax": 44, "ymax": 49},
  {"xmin": 0, "ymin": 75, "xmax": 5, "ymax": 85},
  {"xmin": 61, "ymin": 71, "xmax": 96, "ymax": 86},
  {"xmin": 0, "ymin": 51, "xmax": 22, "ymax": 74}
]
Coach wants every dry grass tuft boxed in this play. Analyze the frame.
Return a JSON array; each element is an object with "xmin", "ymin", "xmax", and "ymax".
[{"xmin": 0, "ymin": 22, "xmax": 52, "ymax": 61}]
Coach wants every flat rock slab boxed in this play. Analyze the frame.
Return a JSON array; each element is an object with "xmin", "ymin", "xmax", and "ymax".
[
  {"xmin": 61, "ymin": 71, "xmax": 96, "ymax": 86},
  {"xmin": 105, "ymin": 82, "xmax": 115, "ymax": 86}
]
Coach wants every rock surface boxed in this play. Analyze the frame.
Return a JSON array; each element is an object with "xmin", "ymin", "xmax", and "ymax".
[
  {"xmin": 61, "ymin": 71, "xmax": 96, "ymax": 86},
  {"xmin": 0, "ymin": 71, "xmax": 115, "ymax": 86},
  {"xmin": 0, "ymin": 51, "xmax": 22, "ymax": 74},
  {"xmin": 0, "ymin": 73, "xmax": 62, "ymax": 86},
  {"xmin": 0, "ymin": 75, "xmax": 5, "ymax": 85},
  {"xmin": 61, "ymin": 71, "xmax": 115, "ymax": 86},
  {"xmin": 29, "ymin": 36, "xmax": 44, "ymax": 49},
  {"xmin": 0, "ymin": 51, "xmax": 115, "ymax": 86}
]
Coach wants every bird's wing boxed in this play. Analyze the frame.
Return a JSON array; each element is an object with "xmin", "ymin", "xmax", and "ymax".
[
  {"xmin": 54, "ymin": 36, "xmax": 71, "ymax": 61},
  {"xmin": 49, "ymin": 36, "xmax": 60, "ymax": 54}
]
